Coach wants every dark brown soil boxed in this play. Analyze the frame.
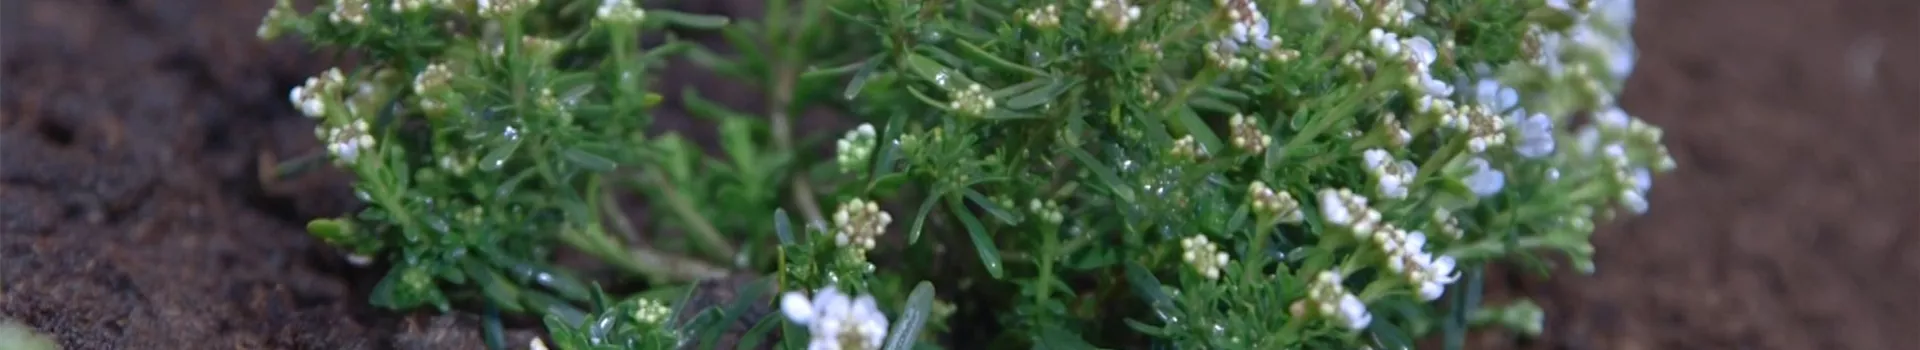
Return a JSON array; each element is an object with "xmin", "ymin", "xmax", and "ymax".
[
  {"xmin": 1, "ymin": 0, "xmax": 1914, "ymax": 350},
  {"xmin": 1478, "ymin": 0, "xmax": 1920, "ymax": 349}
]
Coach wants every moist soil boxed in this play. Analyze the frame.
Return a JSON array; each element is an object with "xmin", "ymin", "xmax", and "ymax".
[{"xmin": 2, "ymin": 0, "xmax": 1914, "ymax": 349}]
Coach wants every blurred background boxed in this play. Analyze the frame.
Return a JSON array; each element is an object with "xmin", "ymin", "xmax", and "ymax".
[{"xmin": 2, "ymin": 0, "xmax": 1914, "ymax": 348}]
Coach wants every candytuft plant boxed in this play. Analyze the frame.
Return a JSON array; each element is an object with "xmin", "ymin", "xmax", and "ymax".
[{"xmin": 261, "ymin": 0, "xmax": 1668, "ymax": 349}]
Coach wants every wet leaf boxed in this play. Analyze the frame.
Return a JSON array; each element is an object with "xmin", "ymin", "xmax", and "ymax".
[
  {"xmin": 843, "ymin": 55, "xmax": 884, "ymax": 100},
  {"xmin": 561, "ymin": 148, "xmax": 617, "ymax": 172},
  {"xmin": 774, "ymin": 208, "xmax": 797, "ymax": 246},
  {"xmin": 651, "ymin": 10, "xmax": 731, "ymax": 29},
  {"xmin": 1005, "ymin": 78, "xmax": 1073, "ymax": 110},
  {"xmin": 962, "ymin": 188, "xmax": 1022, "ymax": 225},
  {"xmin": 907, "ymin": 187, "xmax": 951, "ymax": 244},
  {"xmin": 882, "ymin": 281, "xmax": 937, "ymax": 350},
  {"xmin": 948, "ymin": 195, "xmax": 1004, "ymax": 278}
]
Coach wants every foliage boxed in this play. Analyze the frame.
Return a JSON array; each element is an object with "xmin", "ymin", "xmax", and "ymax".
[{"xmin": 260, "ymin": 0, "xmax": 1669, "ymax": 349}]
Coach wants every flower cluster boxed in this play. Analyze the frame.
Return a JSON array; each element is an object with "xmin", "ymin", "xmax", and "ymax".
[
  {"xmin": 596, "ymin": 0, "xmax": 647, "ymax": 24},
  {"xmin": 1021, "ymin": 5, "xmax": 1061, "ymax": 29},
  {"xmin": 1367, "ymin": 226, "xmax": 1460, "ymax": 300},
  {"xmin": 1180, "ymin": 235, "xmax": 1231, "ymax": 280},
  {"xmin": 1302, "ymin": 271, "xmax": 1371, "ymax": 331},
  {"xmin": 837, "ymin": 124, "xmax": 879, "ymax": 173},
  {"xmin": 1228, "ymin": 114, "xmax": 1270, "ymax": 155},
  {"xmin": 781, "ymin": 288, "xmax": 891, "ymax": 350},
  {"xmin": 1320, "ymin": 188, "xmax": 1384, "ymax": 238},
  {"xmin": 1361, "ymin": 149, "xmax": 1417, "ymax": 199},
  {"xmin": 947, "ymin": 83, "xmax": 994, "ymax": 117},
  {"xmin": 1248, "ymin": 181, "xmax": 1303, "ymax": 223},
  {"xmin": 1087, "ymin": 0, "xmax": 1142, "ymax": 33},
  {"xmin": 831, "ymin": 198, "xmax": 892, "ymax": 256}
]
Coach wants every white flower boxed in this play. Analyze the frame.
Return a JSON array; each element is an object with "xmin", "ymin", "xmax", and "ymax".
[
  {"xmin": 1619, "ymin": 189, "xmax": 1648, "ymax": 214},
  {"xmin": 1463, "ymin": 157, "xmax": 1506, "ymax": 197},
  {"xmin": 1629, "ymin": 167, "xmax": 1651, "ymax": 192},
  {"xmin": 291, "ymin": 68, "xmax": 347, "ymax": 118},
  {"xmin": 479, "ymin": 0, "xmax": 540, "ymax": 18},
  {"xmin": 1402, "ymin": 37, "xmax": 1454, "ymax": 97},
  {"xmin": 1474, "ymin": 79, "xmax": 1519, "ymax": 111},
  {"xmin": 782, "ymin": 288, "xmax": 889, "ymax": 350},
  {"xmin": 530, "ymin": 338, "xmax": 550, "ymax": 350},
  {"xmin": 1021, "ymin": 5, "xmax": 1061, "ymax": 28},
  {"xmin": 1362, "ymin": 149, "xmax": 1418, "ymax": 200},
  {"xmin": 1180, "ymin": 235, "xmax": 1231, "ymax": 280},
  {"xmin": 320, "ymin": 119, "xmax": 376, "ymax": 165},
  {"xmin": 836, "ymin": 124, "xmax": 879, "ymax": 172},
  {"xmin": 1317, "ymin": 189, "xmax": 1353, "ymax": 226},
  {"xmin": 1337, "ymin": 294, "xmax": 1371, "ymax": 330},
  {"xmin": 1463, "ymin": 106, "xmax": 1509, "ymax": 153},
  {"xmin": 1318, "ymin": 188, "xmax": 1383, "ymax": 238},
  {"xmin": 595, "ymin": 0, "xmax": 647, "ymax": 24},
  {"xmin": 391, "ymin": 0, "xmax": 430, "ymax": 13},
  {"xmin": 329, "ymin": 0, "xmax": 370, "ymax": 25},
  {"xmin": 1228, "ymin": 114, "xmax": 1270, "ymax": 155},
  {"xmin": 1088, "ymin": 0, "xmax": 1142, "ymax": 33},
  {"xmin": 947, "ymin": 83, "xmax": 995, "ymax": 116},
  {"xmin": 1511, "ymin": 113, "xmax": 1556, "ymax": 158},
  {"xmin": 831, "ymin": 198, "xmax": 892, "ymax": 255},
  {"xmin": 1249, "ymin": 181, "xmax": 1304, "ymax": 223},
  {"xmin": 1309, "ymin": 272, "xmax": 1372, "ymax": 331}
]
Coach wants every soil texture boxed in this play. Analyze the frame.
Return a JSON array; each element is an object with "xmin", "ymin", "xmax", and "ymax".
[{"xmin": 1, "ymin": 0, "xmax": 1915, "ymax": 349}]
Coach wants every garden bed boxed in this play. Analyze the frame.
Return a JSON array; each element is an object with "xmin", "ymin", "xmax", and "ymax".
[{"xmin": 2, "ymin": 0, "xmax": 1914, "ymax": 349}]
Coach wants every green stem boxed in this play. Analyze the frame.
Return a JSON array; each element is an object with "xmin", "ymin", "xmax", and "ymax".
[
  {"xmin": 1415, "ymin": 136, "xmax": 1467, "ymax": 185},
  {"xmin": 1279, "ymin": 77, "xmax": 1396, "ymax": 163},
  {"xmin": 639, "ymin": 171, "xmax": 740, "ymax": 262},
  {"xmin": 1242, "ymin": 216, "xmax": 1276, "ymax": 281}
]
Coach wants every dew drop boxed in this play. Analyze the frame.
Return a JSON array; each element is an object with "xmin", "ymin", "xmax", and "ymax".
[{"xmin": 502, "ymin": 126, "xmax": 521, "ymax": 141}]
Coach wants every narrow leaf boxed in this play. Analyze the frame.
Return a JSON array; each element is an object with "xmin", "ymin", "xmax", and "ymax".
[
  {"xmin": 1062, "ymin": 147, "xmax": 1135, "ymax": 202},
  {"xmin": 882, "ymin": 282, "xmax": 937, "ymax": 350},
  {"xmin": 948, "ymin": 195, "xmax": 1004, "ymax": 278},
  {"xmin": 774, "ymin": 208, "xmax": 797, "ymax": 246},
  {"xmin": 962, "ymin": 188, "xmax": 1022, "ymax": 225},
  {"xmin": 1005, "ymin": 79, "xmax": 1073, "ymax": 110},
  {"xmin": 561, "ymin": 148, "xmax": 617, "ymax": 172},
  {"xmin": 651, "ymin": 10, "xmax": 731, "ymax": 29},
  {"xmin": 843, "ymin": 55, "xmax": 884, "ymax": 100},
  {"xmin": 907, "ymin": 187, "xmax": 950, "ymax": 244}
]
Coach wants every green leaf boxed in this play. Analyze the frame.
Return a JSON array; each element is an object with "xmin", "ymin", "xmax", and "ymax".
[
  {"xmin": 843, "ymin": 55, "xmax": 885, "ymax": 100},
  {"xmin": 955, "ymin": 39, "xmax": 1049, "ymax": 77},
  {"xmin": 1005, "ymin": 78, "xmax": 1073, "ymax": 110},
  {"xmin": 1061, "ymin": 147, "xmax": 1135, "ymax": 202},
  {"xmin": 737, "ymin": 316, "xmax": 784, "ymax": 350},
  {"xmin": 948, "ymin": 195, "xmax": 1004, "ymax": 278},
  {"xmin": 867, "ymin": 173, "xmax": 910, "ymax": 198},
  {"xmin": 907, "ymin": 187, "xmax": 951, "ymax": 244},
  {"xmin": 1201, "ymin": 85, "xmax": 1251, "ymax": 102},
  {"xmin": 1033, "ymin": 324, "xmax": 1104, "ymax": 350},
  {"xmin": 306, "ymin": 218, "xmax": 353, "ymax": 243},
  {"xmin": 1188, "ymin": 96, "xmax": 1239, "ymax": 114},
  {"xmin": 903, "ymin": 53, "xmax": 972, "ymax": 88},
  {"xmin": 1369, "ymin": 315, "xmax": 1415, "ymax": 350},
  {"xmin": 561, "ymin": 148, "xmax": 617, "ymax": 172},
  {"xmin": 869, "ymin": 113, "xmax": 907, "ymax": 182},
  {"xmin": 1123, "ymin": 262, "xmax": 1184, "ymax": 321},
  {"xmin": 499, "ymin": 262, "xmax": 590, "ymax": 303},
  {"xmin": 882, "ymin": 282, "xmax": 937, "ymax": 350},
  {"xmin": 1171, "ymin": 106, "xmax": 1224, "ymax": 155},
  {"xmin": 651, "ymin": 10, "xmax": 731, "ymax": 29},
  {"xmin": 479, "ymin": 137, "xmax": 522, "ymax": 172},
  {"xmin": 962, "ymin": 188, "xmax": 1022, "ymax": 225},
  {"xmin": 988, "ymin": 78, "xmax": 1052, "ymax": 99},
  {"xmin": 466, "ymin": 262, "xmax": 525, "ymax": 313},
  {"xmin": 774, "ymin": 208, "xmax": 797, "ymax": 246}
]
